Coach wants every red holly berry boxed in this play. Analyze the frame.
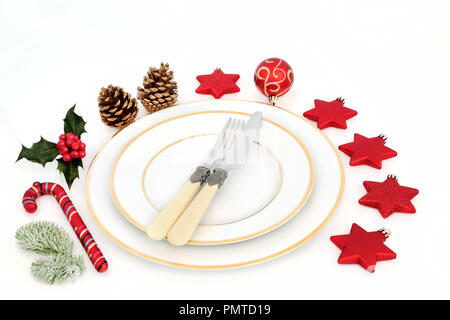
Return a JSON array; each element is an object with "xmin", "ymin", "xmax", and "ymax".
[
  {"xmin": 56, "ymin": 141, "xmax": 66, "ymax": 149},
  {"xmin": 61, "ymin": 146, "xmax": 69, "ymax": 154},
  {"xmin": 66, "ymin": 133, "xmax": 76, "ymax": 140},
  {"xmin": 66, "ymin": 139, "xmax": 74, "ymax": 147},
  {"xmin": 59, "ymin": 134, "xmax": 66, "ymax": 140},
  {"xmin": 71, "ymin": 151, "xmax": 79, "ymax": 158},
  {"xmin": 63, "ymin": 154, "xmax": 72, "ymax": 162},
  {"xmin": 80, "ymin": 142, "xmax": 86, "ymax": 149},
  {"xmin": 79, "ymin": 151, "xmax": 86, "ymax": 158},
  {"xmin": 72, "ymin": 142, "xmax": 80, "ymax": 151}
]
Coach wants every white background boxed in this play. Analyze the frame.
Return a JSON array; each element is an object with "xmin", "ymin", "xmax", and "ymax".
[{"xmin": 1, "ymin": 0, "xmax": 449, "ymax": 299}]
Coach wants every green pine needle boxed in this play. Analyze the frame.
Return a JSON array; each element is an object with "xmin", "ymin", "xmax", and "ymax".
[
  {"xmin": 16, "ymin": 221, "xmax": 85, "ymax": 284},
  {"xmin": 31, "ymin": 254, "xmax": 85, "ymax": 285},
  {"xmin": 16, "ymin": 221, "xmax": 74, "ymax": 255}
]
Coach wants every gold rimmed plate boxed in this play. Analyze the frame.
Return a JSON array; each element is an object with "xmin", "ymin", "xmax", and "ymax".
[
  {"xmin": 110, "ymin": 111, "xmax": 314, "ymax": 244},
  {"xmin": 86, "ymin": 99, "xmax": 344, "ymax": 269}
]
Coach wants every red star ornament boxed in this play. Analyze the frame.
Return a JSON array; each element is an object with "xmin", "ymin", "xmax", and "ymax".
[
  {"xmin": 195, "ymin": 69, "xmax": 240, "ymax": 99},
  {"xmin": 339, "ymin": 133, "xmax": 397, "ymax": 169},
  {"xmin": 359, "ymin": 175, "xmax": 419, "ymax": 218},
  {"xmin": 330, "ymin": 223, "xmax": 396, "ymax": 273},
  {"xmin": 303, "ymin": 98, "xmax": 357, "ymax": 129}
]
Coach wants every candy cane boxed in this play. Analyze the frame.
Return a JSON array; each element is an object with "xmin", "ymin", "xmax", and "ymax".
[{"xmin": 22, "ymin": 182, "xmax": 108, "ymax": 273}]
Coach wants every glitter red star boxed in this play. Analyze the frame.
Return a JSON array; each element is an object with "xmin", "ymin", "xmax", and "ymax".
[
  {"xmin": 195, "ymin": 69, "xmax": 240, "ymax": 99},
  {"xmin": 330, "ymin": 223, "xmax": 396, "ymax": 273},
  {"xmin": 338, "ymin": 133, "xmax": 397, "ymax": 169},
  {"xmin": 359, "ymin": 176, "xmax": 419, "ymax": 218},
  {"xmin": 303, "ymin": 98, "xmax": 357, "ymax": 129}
]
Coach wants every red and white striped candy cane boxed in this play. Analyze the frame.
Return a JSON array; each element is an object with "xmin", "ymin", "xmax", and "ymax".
[{"xmin": 22, "ymin": 181, "xmax": 108, "ymax": 273}]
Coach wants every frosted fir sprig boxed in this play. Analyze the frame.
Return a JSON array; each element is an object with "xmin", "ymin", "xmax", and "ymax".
[
  {"xmin": 15, "ymin": 221, "xmax": 73, "ymax": 255},
  {"xmin": 31, "ymin": 254, "xmax": 85, "ymax": 284},
  {"xmin": 15, "ymin": 221, "xmax": 85, "ymax": 285}
]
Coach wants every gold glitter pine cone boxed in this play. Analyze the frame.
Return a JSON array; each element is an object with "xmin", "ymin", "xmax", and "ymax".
[
  {"xmin": 98, "ymin": 85, "xmax": 138, "ymax": 128},
  {"xmin": 137, "ymin": 62, "xmax": 178, "ymax": 114}
]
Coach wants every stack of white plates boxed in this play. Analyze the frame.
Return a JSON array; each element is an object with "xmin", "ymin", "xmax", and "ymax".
[{"xmin": 86, "ymin": 99, "xmax": 344, "ymax": 269}]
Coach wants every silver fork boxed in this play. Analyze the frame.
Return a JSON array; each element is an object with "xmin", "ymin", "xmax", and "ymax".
[{"xmin": 146, "ymin": 118, "xmax": 243, "ymax": 240}]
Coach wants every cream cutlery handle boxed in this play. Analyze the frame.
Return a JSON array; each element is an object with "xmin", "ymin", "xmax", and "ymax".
[
  {"xmin": 146, "ymin": 180, "xmax": 202, "ymax": 240},
  {"xmin": 167, "ymin": 183, "xmax": 219, "ymax": 246}
]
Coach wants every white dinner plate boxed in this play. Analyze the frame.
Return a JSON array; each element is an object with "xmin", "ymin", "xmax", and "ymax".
[
  {"xmin": 110, "ymin": 111, "xmax": 314, "ymax": 244},
  {"xmin": 86, "ymin": 99, "xmax": 344, "ymax": 269}
]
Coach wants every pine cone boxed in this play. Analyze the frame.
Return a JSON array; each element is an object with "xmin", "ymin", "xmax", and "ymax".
[
  {"xmin": 137, "ymin": 62, "xmax": 178, "ymax": 114},
  {"xmin": 98, "ymin": 85, "xmax": 138, "ymax": 128}
]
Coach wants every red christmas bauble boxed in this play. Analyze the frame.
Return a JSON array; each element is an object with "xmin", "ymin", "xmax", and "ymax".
[
  {"xmin": 330, "ymin": 223, "xmax": 396, "ymax": 273},
  {"xmin": 254, "ymin": 58, "xmax": 294, "ymax": 104}
]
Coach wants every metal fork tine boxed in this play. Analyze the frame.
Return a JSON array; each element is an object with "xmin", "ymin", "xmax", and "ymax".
[
  {"xmin": 224, "ymin": 119, "xmax": 239, "ymax": 149},
  {"xmin": 222, "ymin": 119, "xmax": 234, "ymax": 148},
  {"xmin": 223, "ymin": 118, "xmax": 242, "ymax": 151},
  {"xmin": 213, "ymin": 118, "xmax": 232, "ymax": 149}
]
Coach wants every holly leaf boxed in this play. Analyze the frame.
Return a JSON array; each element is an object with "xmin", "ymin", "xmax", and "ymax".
[
  {"xmin": 56, "ymin": 157, "xmax": 83, "ymax": 188},
  {"xmin": 16, "ymin": 137, "xmax": 59, "ymax": 166},
  {"xmin": 63, "ymin": 105, "xmax": 87, "ymax": 137}
]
